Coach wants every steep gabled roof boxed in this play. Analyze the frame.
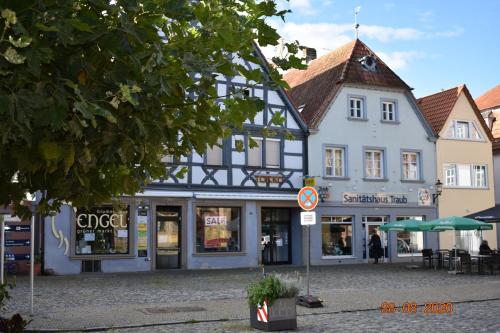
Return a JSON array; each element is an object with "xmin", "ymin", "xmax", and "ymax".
[
  {"xmin": 476, "ymin": 84, "xmax": 500, "ymax": 111},
  {"xmin": 417, "ymin": 85, "xmax": 493, "ymax": 141},
  {"xmin": 284, "ymin": 39, "xmax": 411, "ymax": 128}
]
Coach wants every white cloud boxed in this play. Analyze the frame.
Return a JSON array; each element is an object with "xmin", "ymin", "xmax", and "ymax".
[
  {"xmin": 419, "ymin": 11, "xmax": 434, "ymax": 23},
  {"xmin": 434, "ymin": 26, "xmax": 464, "ymax": 38},
  {"xmin": 289, "ymin": 0, "xmax": 317, "ymax": 15},
  {"xmin": 377, "ymin": 51, "xmax": 426, "ymax": 70}
]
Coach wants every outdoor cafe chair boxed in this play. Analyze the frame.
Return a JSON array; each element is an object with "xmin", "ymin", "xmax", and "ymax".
[
  {"xmin": 458, "ymin": 253, "xmax": 479, "ymax": 274},
  {"xmin": 422, "ymin": 249, "xmax": 433, "ymax": 268}
]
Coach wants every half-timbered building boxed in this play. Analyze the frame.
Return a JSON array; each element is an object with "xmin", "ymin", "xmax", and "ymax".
[{"xmin": 43, "ymin": 46, "xmax": 308, "ymax": 274}]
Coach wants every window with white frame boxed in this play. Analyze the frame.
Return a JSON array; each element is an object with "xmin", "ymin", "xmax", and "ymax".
[
  {"xmin": 443, "ymin": 120, "xmax": 483, "ymax": 140},
  {"xmin": 265, "ymin": 139, "xmax": 280, "ymax": 168},
  {"xmin": 402, "ymin": 151, "xmax": 420, "ymax": 180},
  {"xmin": 321, "ymin": 216, "xmax": 353, "ymax": 257},
  {"xmin": 247, "ymin": 137, "xmax": 263, "ymax": 167},
  {"xmin": 365, "ymin": 149, "xmax": 384, "ymax": 179},
  {"xmin": 206, "ymin": 140, "xmax": 223, "ymax": 166},
  {"xmin": 473, "ymin": 165, "xmax": 487, "ymax": 188},
  {"xmin": 325, "ymin": 147, "xmax": 345, "ymax": 177},
  {"xmin": 349, "ymin": 97, "xmax": 364, "ymax": 119},
  {"xmin": 396, "ymin": 216, "xmax": 424, "ymax": 256},
  {"xmin": 443, "ymin": 164, "xmax": 487, "ymax": 188},
  {"xmin": 382, "ymin": 101, "xmax": 396, "ymax": 122}
]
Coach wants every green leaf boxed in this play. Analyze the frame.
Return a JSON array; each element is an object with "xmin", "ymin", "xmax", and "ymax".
[
  {"xmin": 66, "ymin": 18, "xmax": 94, "ymax": 32},
  {"xmin": 64, "ymin": 145, "xmax": 75, "ymax": 174},
  {"xmin": 39, "ymin": 142, "xmax": 63, "ymax": 162},
  {"xmin": 119, "ymin": 84, "xmax": 139, "ymax": 106},
  {"xmin": 3, "ymin": 47, "xmax": 25, "ymax": 64},
  {"xmin": 34, "ymin": 23, "xmax": 59, "ymax": 32},
  {"xmin": 8, "ymin": 35, "xmax": 32, "ymax": 48},
  {"xmin": 1, "ymin": 9, "xmax": 17, "ymax": 27}
]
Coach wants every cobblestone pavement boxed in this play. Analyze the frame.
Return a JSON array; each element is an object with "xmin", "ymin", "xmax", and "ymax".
[
  {"xmin": 109, "ymin": 299, "xmax": 500, "ymax": 333},
  {"xmin": 2, "ymin": 264, "xmax": 499, "ymax": 331}
]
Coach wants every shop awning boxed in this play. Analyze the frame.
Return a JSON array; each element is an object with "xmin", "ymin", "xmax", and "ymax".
[
  {"xmin": 194, "ymin": 192, "xmax": 297, "ymax": 201},
  {"xmin": 134, "ymin": 190, "xmax": 194, "ymax": 198},
  {"xmin": 465, "ymin": 204, "xmax": 500, "ymax": 223}
]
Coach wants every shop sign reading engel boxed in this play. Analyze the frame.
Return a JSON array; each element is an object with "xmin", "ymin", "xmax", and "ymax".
[
  {"xmin": 76, "ymin": 207, "xmax": 128, "ymax": 229},
  {"xmin": 342, "ymin": 192, "xmax": 408, "ymax": 205}
]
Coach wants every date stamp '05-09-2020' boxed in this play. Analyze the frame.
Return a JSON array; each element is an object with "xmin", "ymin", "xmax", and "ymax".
[{"xmin": 380, "ymin": 301, "xmax": 454, "ymax": 314}]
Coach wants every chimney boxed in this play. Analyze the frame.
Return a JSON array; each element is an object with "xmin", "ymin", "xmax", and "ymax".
[{"xmin": 304, "ymin": 47, "xmax": 317, "ymax": 63}]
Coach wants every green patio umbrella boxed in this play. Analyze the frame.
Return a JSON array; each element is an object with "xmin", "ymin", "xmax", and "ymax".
[
  {"xmin": 425, "ymin": 216, "xmax": 493, "ymax": 231},
  {"xmin": 425, "ymin": 216, "xmax": 493, "ymax": 273},
  {"xmin": 380, "ymin": 219, "xmax": 430, "ymax": 232}
]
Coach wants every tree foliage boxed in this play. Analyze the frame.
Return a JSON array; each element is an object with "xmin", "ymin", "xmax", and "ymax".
[{"xmin": 0, "ymin": 0, "xmax": 304, "ymax": 217}]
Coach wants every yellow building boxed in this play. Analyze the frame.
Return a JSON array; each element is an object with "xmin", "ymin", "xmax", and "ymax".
[{"xmin": 418, "ymin": 85, "xmax": 497, "ymax": 252}]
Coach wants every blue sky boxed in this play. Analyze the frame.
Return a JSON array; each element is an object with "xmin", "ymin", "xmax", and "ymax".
[{"xmin": 267, "ymin": 0, "xmax": 500, "ymax": 98}]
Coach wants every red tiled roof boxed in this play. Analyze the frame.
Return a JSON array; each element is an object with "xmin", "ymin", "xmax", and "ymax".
[
  {"xmin": 284, "ymin": 39, "xmax": 411, "ymax": 128},
  {"xmin": 476, "ymin": 84, "xmax": 500, "ymax": 110},
  {"xmin": 417, "ymin": 85, "xmax": 493, "ymax": 141},
  {"xmin": 417, "ymin": 86, "xmax": 462, "ymax": 134}
]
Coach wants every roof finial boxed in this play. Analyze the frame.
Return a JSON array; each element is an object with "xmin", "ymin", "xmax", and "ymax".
[{"xmin": 354, "ymin": 6, "xmax": 361, "ymax": 39}]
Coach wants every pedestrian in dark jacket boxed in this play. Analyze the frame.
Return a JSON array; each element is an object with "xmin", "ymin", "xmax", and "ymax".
[
  {"xmin": 368, "ymin": 230, "xmax": 383, "ymax": 264},
  {"xmin": 479, "ymin": 240, "xmax": 492, "ymax": 255}
]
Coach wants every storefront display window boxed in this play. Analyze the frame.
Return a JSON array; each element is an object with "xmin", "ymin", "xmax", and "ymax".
[
  {"xmin": 196, "ymin": 207, "xmax": 241, "ymax": 253},
  {"xmin": 321, "ymin": 216, "xmax": 353, "ymax": 257},
  {"xmin": 75, "ymin": 206, "xmax": 129, "ymax": 255},
  {"xmin": 396, "ymin": 216, "xmax": 424, "ymax": 256}
]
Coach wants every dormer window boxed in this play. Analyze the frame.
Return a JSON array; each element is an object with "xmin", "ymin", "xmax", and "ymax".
[{"xmin": 359, "ymin": 55, "xmax": 377, "ymax": 72}]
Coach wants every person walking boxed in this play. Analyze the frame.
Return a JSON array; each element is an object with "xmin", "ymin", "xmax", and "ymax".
[{"xmin": 368, "ymin": 230, "xmax": 383, "ymax": 264}]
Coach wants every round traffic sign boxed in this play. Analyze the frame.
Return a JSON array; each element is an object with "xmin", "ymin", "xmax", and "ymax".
[{"xmin": 297, "ymin": 186, "xmax": 319, "ymax": 211}]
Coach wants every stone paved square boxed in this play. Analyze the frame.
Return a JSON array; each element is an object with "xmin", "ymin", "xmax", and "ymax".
[{"xmin": 3, "ymin": 263, "xmax": 500, "ymax": 332}]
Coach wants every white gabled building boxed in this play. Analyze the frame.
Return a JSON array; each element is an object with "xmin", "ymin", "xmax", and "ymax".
[{"xmin": 285, "ymin": 39, "xmax": 439, "ymax": 264}]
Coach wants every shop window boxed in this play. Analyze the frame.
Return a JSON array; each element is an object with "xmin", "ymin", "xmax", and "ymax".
[
  {"xmin": 195, "ymin": 207, "xmax": 241, "ymax": 253},
  {"xmin": 75, "ymin": 206, "xmax": 129, "ymax": 255},
  {"xmin": 321, "ymin": 216, "xmax": 353, "ymax": 257},
  {"xmin": 396, "ymin": 216, "xmax": 424, "ymax": 256}
]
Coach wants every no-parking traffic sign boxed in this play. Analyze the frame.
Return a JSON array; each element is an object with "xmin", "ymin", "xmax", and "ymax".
[{"xmin": 297, "ymin": 186, "xmax": 319, "ymax": 211}]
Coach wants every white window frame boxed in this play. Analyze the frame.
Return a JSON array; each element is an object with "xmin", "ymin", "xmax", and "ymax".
[
  {"xmin": 443, "ymin": 120, "xmax": 484, "ymax": 141},
  {"xmin": 247, "ymin": 137, "xmax": 263, "ymax": 167},
  {"xmin": 402, "ymin": 151, "xmax": 420, "ymax": 181},
  {"xmin": 364, "ymin": 149, "xmax": 384, "ymax": 179},
  {"xmin": 265, "ymin": 138, "xmax": 281, "ymax": 169},
  {"xmin": 205, "ymin": 140, "xmax": 223, "ymax": 166},
  {"xmin": 324, "ymin": 146, "xmax": 346, "ymax": 178},
  {"xmin": 381, "ymin": 101, "xmax": 396, "ymax": 122},
  {"xmin": 349, "ymin": 97, "xmax": 364, "ymax": 119},
  {"xmin": 443, "ymin": 163, "xmax": 488, "ymax": 188}
]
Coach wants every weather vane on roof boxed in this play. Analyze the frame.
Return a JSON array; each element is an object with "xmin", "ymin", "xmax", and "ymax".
[{"xmin": 354, "ymin": 6, "xmax": 361, "ymax": 39}]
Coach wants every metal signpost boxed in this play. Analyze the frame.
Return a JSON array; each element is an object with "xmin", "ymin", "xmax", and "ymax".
[{"xmin": 297, "ymin": 187, "xmax": 323, "ymax": 308}]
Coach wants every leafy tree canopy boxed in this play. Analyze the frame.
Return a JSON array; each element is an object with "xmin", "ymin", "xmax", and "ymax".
[{"xmin": 0, "ymin": 0, "xmax": 304, "ymax": 217}]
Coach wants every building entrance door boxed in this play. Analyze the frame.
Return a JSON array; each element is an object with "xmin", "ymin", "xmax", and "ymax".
[
  {"xmin": 261, "ymin": 208, "xmax": 291, "ymax": 265},
  {"xmin": 156, "ymin": 206, "xmax": 181, "ymax": 269},
  {"xmin": 363, "ymin": 216, "xmax": 388, "ymax": 263}
]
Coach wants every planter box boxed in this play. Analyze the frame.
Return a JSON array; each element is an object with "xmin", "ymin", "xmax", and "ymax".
[{"xmin": 250, "ymin": 297, "xmax": 297, "ymax": 331}]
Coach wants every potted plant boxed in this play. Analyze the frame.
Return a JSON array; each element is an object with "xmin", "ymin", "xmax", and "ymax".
[
  {"xmin": 0, "ymin": 279, "xmax": 30, "ymax": 332},
  {"xmin": 247, "ymin": 273, "xmax": 300, "ymax": 331}
]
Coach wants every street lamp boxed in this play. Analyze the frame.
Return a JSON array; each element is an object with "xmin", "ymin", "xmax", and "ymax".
[{"xmin": 432, "ymin": 179, "xmax": 443, "ymax": 204}]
